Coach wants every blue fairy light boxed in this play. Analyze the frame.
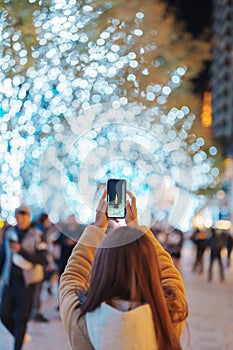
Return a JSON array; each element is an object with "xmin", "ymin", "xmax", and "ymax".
[{"xmin": 0, "ymin": 1, "xmax": 219, "ymax": 229}]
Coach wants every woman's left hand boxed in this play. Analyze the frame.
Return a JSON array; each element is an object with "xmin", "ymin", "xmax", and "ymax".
[{"xmin": 125, "ymin": 190, "xmax": 138, "ymax": 227}]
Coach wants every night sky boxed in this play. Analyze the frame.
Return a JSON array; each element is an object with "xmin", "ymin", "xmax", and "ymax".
[
  {"xmin": 167, "ymin": 0, "xmax": 213, "ymax": 92},
  {"xmin": 167, "ymin": 0, "xmax": 213, "ymax": 36}
]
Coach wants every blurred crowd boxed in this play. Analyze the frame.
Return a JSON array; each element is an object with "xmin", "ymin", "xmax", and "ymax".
[
  {"xmin": 151, "ymin": 222, "xmax": 233, "ymax": 282},
  {"xmin": 0, "ymin": 206, "xmax": 86, "ymax": 350},
  {"xmin": 190, "ymin": 226, "xmax": 232, "ymax": 282}
]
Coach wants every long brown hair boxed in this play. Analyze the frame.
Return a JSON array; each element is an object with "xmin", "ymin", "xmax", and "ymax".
[{"xmin": 79, "ymin": 226, "xmax": 182, "ymax": 350}]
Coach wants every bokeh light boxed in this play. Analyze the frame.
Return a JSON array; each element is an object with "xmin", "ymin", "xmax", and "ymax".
[{"xmin": 0, "ymin": 1, "xmax": 219, "ymax": 229}]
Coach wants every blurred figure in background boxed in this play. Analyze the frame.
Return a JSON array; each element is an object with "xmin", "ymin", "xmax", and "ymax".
[
  {"xmin": 225, "ymin": 230, "xmax": 233, "ymax": 268},
  {"xmin": 36, "ymin": 213, "xmax": 58, "ymax": 294},
  {"xmin": 0, "ymin": 219, "xmax": 10, "ymax": 246},
  {"xmin": 54, "ymin": 233, "xmax": 76, "ymax": 280},
  {"xmin": 53, "ymin": 215, "xmax": 86, "ymax": 310},
  {"xmin": 150, "ymin": 222, "xmax": 168, "ymax": 247},
  {"xmin": 0, "ymin": 220, "xmax": 10, "ymax": 298},
  {"xmin": 54, "ymin": 215, "xmax": 86, "ymax": 280},
  {"xmin": 31, "ymin": 213, "xmax": 56, "ymax": 323},
  {"xmin": 191, "ymin": 228, "xmax": 207, "ymax": 274},
  {"xmin": 165, "ymin": 228, "xmax": 184, "ymax": 270},
  {"xmin": 207, "ymin": 227, "xmax": 226, "ymax": 282},
  {"xmin": 0, "ymin": 205, "xmax": 47, "ymax": 350}
]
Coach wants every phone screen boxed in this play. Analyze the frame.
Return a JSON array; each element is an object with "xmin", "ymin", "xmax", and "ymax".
[{"xmin": 107, "ymin": 179, "xmax": 126, "ymax": 218}]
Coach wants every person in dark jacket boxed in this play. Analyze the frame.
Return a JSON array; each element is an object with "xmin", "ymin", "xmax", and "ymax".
[
  {"xmin": 207, "ymin": 227, "xmax": 225, "ymax": 282},
  {"xmin": 191, "ymin": 228, "xmax": 207, "ymax": 274},
  {"xmin": 225, "ymin": 230, "xmax": 233, "ymax": 268},
  {"xmin": 0, "ymin": 205, "xmax": 47, "ymax": 350},
  {"xmin": 165, "ymin": 228, "xmax": 184, "ymax": 270},
  {"xmin": 31, "ymin": 213, "xmax": 54, "ymax": 322},
  {"xmin": 54, "ymin": 215, "xmax": 86, "ymax": 278}
]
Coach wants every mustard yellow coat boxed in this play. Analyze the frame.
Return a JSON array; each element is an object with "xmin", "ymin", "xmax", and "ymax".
[{"xmin": 59, "ymin": 225, "xmax": 188, "ymax": 350}]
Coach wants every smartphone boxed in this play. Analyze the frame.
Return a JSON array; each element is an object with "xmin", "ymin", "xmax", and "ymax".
[{"xmin": 107, "ymin": 179, "xmax": 126, "ymax": 218}]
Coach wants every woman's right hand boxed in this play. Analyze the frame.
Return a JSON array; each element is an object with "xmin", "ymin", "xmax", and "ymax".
[
  {"xmin": 125, "ymin": 190, "xmax": 139, "ymax": 227},
  {"xmin": 94, "ymin": 189, "xmax": 109, "ymax": 229}
]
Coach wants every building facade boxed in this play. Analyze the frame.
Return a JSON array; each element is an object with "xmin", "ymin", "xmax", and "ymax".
[{"xmin": 211, "ymin": 0, "xmax": 233, "ymax": 155}]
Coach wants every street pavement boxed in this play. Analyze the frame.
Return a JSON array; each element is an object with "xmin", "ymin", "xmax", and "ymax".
[
  {"xmin": 1, "ymin": 242, "xmax": 233, "ymax": 350},
  {"xmin": 180, "ymin": 242, "xmax": 233, "ymax": 350}
]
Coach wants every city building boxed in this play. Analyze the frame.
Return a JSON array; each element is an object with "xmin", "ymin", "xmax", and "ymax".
[{"xmin": 211, "ymin": 0, "xmax": 233, "ymax": 155}]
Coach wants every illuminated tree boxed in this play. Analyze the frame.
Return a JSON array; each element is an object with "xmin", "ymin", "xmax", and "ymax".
[{"xmin": 0, "ymin": 0, "xmax": 219, "ymax": 227}]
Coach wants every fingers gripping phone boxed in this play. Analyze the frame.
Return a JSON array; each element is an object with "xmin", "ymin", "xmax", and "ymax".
[{"xmin": 107, "ymin": 179, "xmax": 126, "ymax": 218}]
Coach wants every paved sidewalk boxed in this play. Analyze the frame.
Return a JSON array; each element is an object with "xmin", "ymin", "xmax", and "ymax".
[
  {"xmin": 1, "ymin": 242, "xmax": 233, "ymax": 350},
  {"xmin": 0, "ymin": 289, "xmax": 69, "ymax": 350},
  {"xmin": 180, "ymin": 242, "xmax": 233, "ymax": 350}
]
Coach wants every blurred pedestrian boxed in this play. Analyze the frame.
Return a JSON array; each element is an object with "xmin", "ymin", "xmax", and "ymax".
[
  {"xmin": 31, "ymin": 213, "xmax": 55, "ymax": 322},
  {"xmin": 207, "ymin": 227, "xmax": 225, "ymax": 282},
  {"xmin": 0, "ymin": 220, "xmax": 9, "ymax": 299},
  {"xmin": 0, "ymin": 205, "xmax": 47, "ymax": 350},
  {"xmin": 53, "ymin": 215, "xmax": 86, "ymax": 310},
  {"xmin": 191, "ymin": 228, "xmax": 207, "ymax": 274},
  {"xmin": 165, "ymin": 228, "xmax": 184, "ymax": 270},
  {"xmin": 54, "ymin": 215, "xmax": 86, "ymax": 279},
  {"xmin": 150, "ymin": 223, "xmax": 168, "ymax": 247},
  {"xmin": 225, "ymin": 230, "xmax": 233, "ymax": 268},
  {"xmin": 36, "ymin": 213, "xmax": 58, "ymax": 294},
  {"xmin": 60, "ymin": 190, "xmax": 188, "ymax": 350}
]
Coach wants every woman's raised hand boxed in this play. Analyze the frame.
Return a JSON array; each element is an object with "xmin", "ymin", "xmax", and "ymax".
[
  {"xmin": 94, "ymin": 188, "xmax": 139, "ymax": 229},
  {"xmin": 125, "ymin": 190, "xmax": 139, "ymax": 227},
  {"xmin": 94, "ymin": 189, "xmax": 108, "ymax": 229}
]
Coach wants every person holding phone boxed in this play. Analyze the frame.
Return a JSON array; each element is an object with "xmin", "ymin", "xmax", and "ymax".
[{"xmin": 59, "ymin": 190, "xmax": 188, "ymax": 350}]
